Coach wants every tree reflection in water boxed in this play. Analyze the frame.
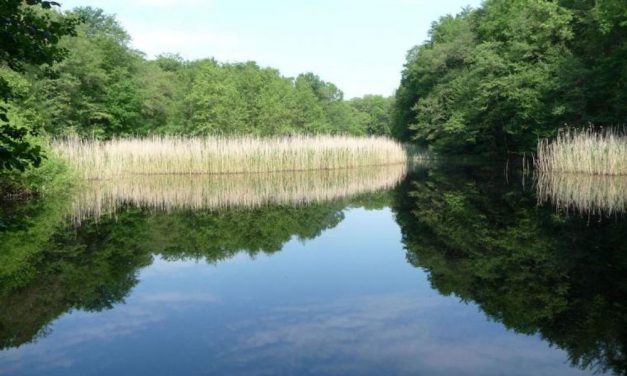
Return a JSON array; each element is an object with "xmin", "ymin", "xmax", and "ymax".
[
  {"xmin": 393, "ymin": 165, "xmax": 627, "ymax": 374},
  {"xmin": 2, "ymin": 164, "xmax": 626, "ymax": 375}
]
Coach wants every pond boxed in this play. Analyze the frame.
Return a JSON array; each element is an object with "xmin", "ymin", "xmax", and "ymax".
[{"xmin": 1, "ymin": 164, "xmax": 625, "ymax": 375}]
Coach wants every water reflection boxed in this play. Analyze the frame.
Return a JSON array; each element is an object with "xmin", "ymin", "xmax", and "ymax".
[
  {"xmin": 393, "ymin": 165, "xmax": 627, "ymax": 374},
  {"xmin": 71, "ymin": 165, "xmax": 406, "ymax": 223},
  {"xmin": 0, "ymin": 187, "xmax": 390, "ymax": 351},
  {"xmin": 1, "ymin": 164, "xmax": 626, "ymax": 375},
  {"xmin": 536, "ymin": 172, "xmax": 627, "ymax": 216}
]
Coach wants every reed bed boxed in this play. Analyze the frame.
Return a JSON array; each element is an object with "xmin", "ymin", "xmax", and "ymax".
[
  {"xmin": 536, "ymin": 127, "xmax": 627, "ymax": 175},
  {"xmin": 536, "ymin": 172, "xmax": 627, "ymax": 216},
  {"xmin": 69, "ymin": 165, "xmax": 407, "ymax": 224},
  {"xmin": 53, "ymin": 135, "xmax": 407, "ymax": 179}
]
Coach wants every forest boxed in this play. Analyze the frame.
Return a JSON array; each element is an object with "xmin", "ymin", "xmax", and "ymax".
[
  {"xmin": 1, "ymin": 0, "xmax": 626, "ymax": 190},
  {"xmin": 392, "ymin": 0, "xmax": 626, "ymax": 156},
  {"xmin": 0, "ymin": 2, "xmax": 393, "ymax": 186}
]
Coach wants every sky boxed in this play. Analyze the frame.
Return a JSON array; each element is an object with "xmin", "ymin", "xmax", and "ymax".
[{"xmin": 58, "ymin": 0, "xmax": 482, "ymax": 99}]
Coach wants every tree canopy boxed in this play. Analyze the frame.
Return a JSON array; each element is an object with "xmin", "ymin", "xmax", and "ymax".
[
  {"xmin": 0, "ymin": 0, "xmax": 78, "ymax": 171},
  {"xmin": 16, "ymin": 7, "xmax": 395, "ymax": 141},
  {"xmin": 393, "ymin": 0, "xmax": 627, "ymax": 157},
  {"xmin": 0, "ymin": 6, "xmax": 393, "ymax": 181}
]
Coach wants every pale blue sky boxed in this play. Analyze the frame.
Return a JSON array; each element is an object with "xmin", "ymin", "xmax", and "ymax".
[{"xmin": 58, "ymin": 0, "xmax": 482, "ymax": 98}]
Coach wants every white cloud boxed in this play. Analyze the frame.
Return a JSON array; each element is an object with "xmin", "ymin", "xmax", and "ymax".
[{"xmin": 124, "ymin": 24, "xmax": 246, "ymax": 61}]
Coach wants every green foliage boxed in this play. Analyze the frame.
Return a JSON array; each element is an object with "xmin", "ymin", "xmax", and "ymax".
[
  {"xmin": 0, "ymin": 0, "xmax": 78, "ymax": 171},
  {"xmin": 0, "ymin": 1, "xmax": 77, "ymax": 71},
  {"xmin": 2, "ymin": 6, "xmax": 394, "ymax": 145},
  {"xmin": 177, "ymin": 65, "xmax": 381, "ymax": 136},
  {"xmin": 0, "ymin": 66, "xmax": 75, "ymax": 195},
  {"xmin": 182, "ymin": 60, "xmax": 292, "ymax": 135},
  {"xmin": 0, "ymin": 4, "xmax": 405, "ymax": 198},
  {"xmin": 16, "ymin": 8, "xmax": 392, "ymax": 140},
  {"xmin": 393, "ymin": 0, "xmax": 627, "ymax": 157},
  {"xmin": 30, "ymin": 7, "xmax": 144, "ymax": 137},
  {"xmin": 348, "ymin": 95, "xmax": 394, "ymax": 136},
  {"xmin": 1, "ymin": 4, "xmax": 397, "ymax": 186}
]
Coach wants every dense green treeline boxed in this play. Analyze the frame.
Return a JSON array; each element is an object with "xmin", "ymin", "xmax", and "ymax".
[
  {"xmin": 4, "ymin": 5, "xmax": 392, "ymax": 140},
  {"xmin": 0, "ymin": 3, "xmax": 393, "ymax": 189},
  {"xmin": 3, "ymin": 0, "xmax": 626, "ymax": 176},
  {"xmin": 393, "ymin": 0, "xmax": 626, "ymax": 156}
]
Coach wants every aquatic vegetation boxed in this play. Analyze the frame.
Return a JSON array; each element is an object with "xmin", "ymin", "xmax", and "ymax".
[
  {"xmin": 69, "ymin": 165, "xmax": 407, "ymax": 223},
  {"xmin": 536, "ymin": 172, "xmax": 627, "ymax": 216},
  {"xmin": 53, "ymin": 136, "xmax": 407, "ymax": 179},
  {"xmin": 536, "ymin": 128, "xmax": 627, "ymax": 176},
  {"xmin": 535, "ymin": 128, "xmax": 627, "ymax": 215}
]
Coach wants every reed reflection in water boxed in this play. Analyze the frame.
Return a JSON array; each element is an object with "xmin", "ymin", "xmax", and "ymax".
[
  {"xmin": 536, "ymin": 172, "xmax": 627, "ymax": 216},
  {"xmin": 71, "ymin": 164, "xmax": 407, "ymax": 223}
]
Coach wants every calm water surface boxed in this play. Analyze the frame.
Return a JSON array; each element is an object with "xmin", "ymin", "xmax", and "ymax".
[{"xmin": 1, "ymin": 165, "xmax": 625, "ymax": 375}]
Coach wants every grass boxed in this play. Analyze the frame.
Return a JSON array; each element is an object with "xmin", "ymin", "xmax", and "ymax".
[
  {"xmin": 53, "ymin": 135, "xmax": 407, "ymax": 179},
  {"xmin": 70, "ymin": 165, "xmax": 407, "ymax": 223},
  {"xmin": 535, "ymin": 127, "xmax": 627, "ymax": 175}
]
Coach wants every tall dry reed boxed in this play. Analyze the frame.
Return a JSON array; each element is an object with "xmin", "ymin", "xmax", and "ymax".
[
  {"xmin": 536, "ymin": 127, "xmax": 627, "ymax": 175},
  {"xmin": 53, "ymin": 135, "xmax": 407, "ymax": 179},
  {"xmin": 69, "ymin": 165, "xmax": 407, "ymax": 224}
]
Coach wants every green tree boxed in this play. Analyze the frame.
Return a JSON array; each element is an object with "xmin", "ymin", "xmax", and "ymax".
[
  {"xmin": 0, "ymin": 0, "xmax": 77, "ymax": 170},
  {"xmin": 31, "ymin": 7, "xmax": 144, "ymax": 138},
  {"xmin": 393, "ymin": 0, "xmax": 626, "ymax": 157},
  {"xmin": 348, "ymin": 95, "xmax": 394, "ymax": 136},
  {"xmin": 2, "ymin": 4, "xmax": 401, "ymax": 169}
]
